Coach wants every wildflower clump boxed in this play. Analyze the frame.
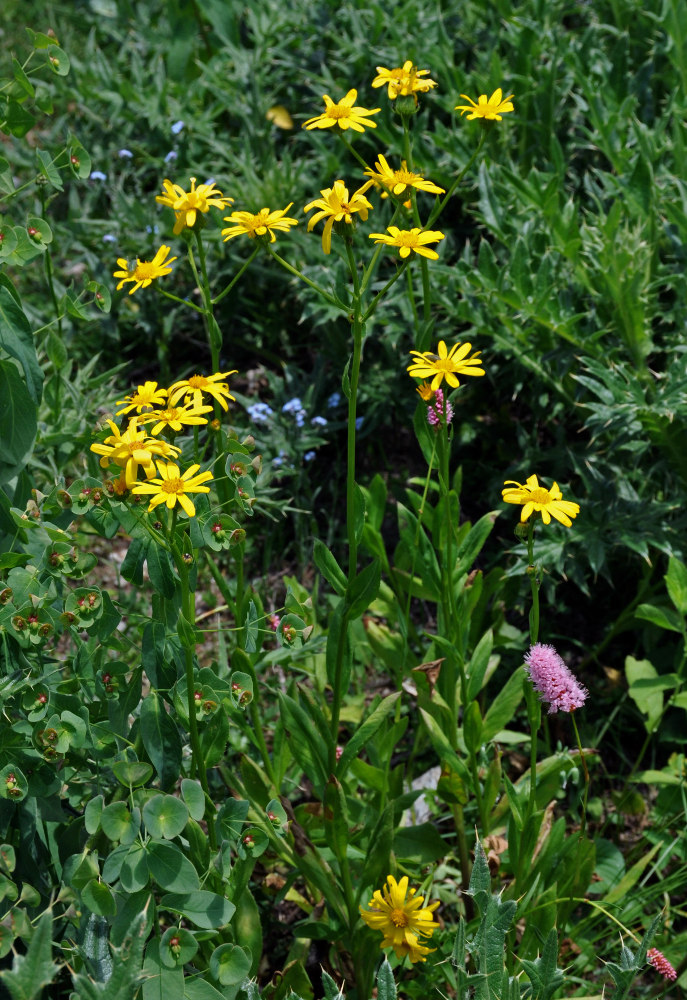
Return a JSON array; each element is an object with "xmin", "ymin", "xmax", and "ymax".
[
  {"xmin": 524, "ymin": 643, "xmax": 588, "ymax": 714},
  {"xmin": 360, "ymin": 874, "xmax": 440, "ymax": 963}
]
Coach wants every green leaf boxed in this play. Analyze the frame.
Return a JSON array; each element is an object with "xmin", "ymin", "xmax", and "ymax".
[
  {"xmin": 143, "ymin": 795, "xmax": 189, "ymax": 840},
  {"xmin": 147, "ymin": 545, "xmax": 177, "ymax": 598},
  {"xmin": 160, "ymin": 927, "xmax": 198, "ymax": 969},
  {"xmin": 35, "ymin": 149, "xmax": 63, "ymax": 191},
  {"xmin": 337, "ymin": 692, "xmax": 401, "ymax": 774},
  {"xmin": 160, "ymin": 890, "xmax": 235, "ymax": 929},
  {"xmin": 0, "ymin": 158, "xmax": 15, "ymax": 197},
  {"xmin": 200, "ymin": 704, "xmax": 229, "ymax": 768},
  {"xmin": 394, "ymin": 823, "xmax": 446, "ymax": 863},
  {"xmin": 352, "ymin": 482, "xmax": 366, "ymax": 546},
  {"xmin": 467, "ymin": 629, "xmax": 494, "ymax": 701},
  {"xmin": 100, "ymin": 802, "xmax": 138, "ymax": 843},
  {"xmin": 81, "ymin": 879, "xmax": 117, "ymax": 917},
  {"xmin": 313, "ymin": 539, "xmax": 347, "ymax": 594},
  {"xmin": 0, "ymin": 286, "xmax": 42, "ymax": 401},
  {"xmin": 377, "ymin": 959, "xmax": 397, "ymax": 1000},
  {"xmin": 625, "ymin": 656, "xmax": 662, "ymax": 731},
  {"xmin": 463, "ymin": 701, "xmax": 483, "ymax": 755},
  {"xmin": 147, "ymin": 840, "xmax": 200, "ymax": 893},
  {"xmin": 635, "ymin": 602, "xmax": 683, "ymax": 632},
  {"xmin": 120, "ymin": 842, "xmax": 150, "ymax": 893},
  {"xmin": 345, "ymin": 559, "xmax": 380, "ymax": 619},
  {"xmin": 0, "ymin": 909, "xmax": 57, "ymax": 1000},
  {"xmin": 111, "ymin": 760, "xmax": 153, "ymax": 787},
  {"xmin": 665, "ymin": 556, "xmax": 687, "ymax": 615},
  {"xmin": 5, "ymin": 99, "xmax": 35, "ymax": 138},
  {"xmin": 482, "ymin": 667, "xmax": 525, "ymax": 741},
  {"xmin": 11, "ymin": 59, "xmax": 34, "ymax": 97},
  {"xmin": 46, "ymin": 45, "xmax": 71, "ymax": 76},
  {"xmin": 0, "ymin": 362, "xmax": 38, "ymax": 485},
  {"xmin": 142, "ymin": 939, "xmax": 184, "ymax": 1000},
  {"xmin": 140, "ymin": 692, "xmax": 182, "ymax": 790},
  {"xmin": 181, "ymin": 779, "xmax": 206, "ymax": 821},
  {"xmin": 209, "ymin": 943, "xmax": 252, "ymax": 986}
]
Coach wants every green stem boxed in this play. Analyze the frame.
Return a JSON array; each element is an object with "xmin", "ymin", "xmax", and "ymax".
[
  {"xmin": 267, "ymin": 247, "xmax": 348, "ymax": 309},
  {"xmin": 526, "ymin": 521, "xmax": 540, "ymax": 644},
  {"xmin": 570, "ymin": 710, "xmax": 589, "ymax": 842},
  {"xmin": 157, "ymin": 288, "xmax": 205, "ymax": 314},
  {"xmin": 362, "ymin": 260, "xmax": 409, "ymax": 322},
  {"xmin": 239, "ymin": 657, "xmax": 277, "ymax": 786},
  {"xmin": 344, "ymin": 241, "xmax": 363, "ymax": 580},
  {"xmin": 212, "ymin": 247, "xmax": 260, "ymax": 305}
]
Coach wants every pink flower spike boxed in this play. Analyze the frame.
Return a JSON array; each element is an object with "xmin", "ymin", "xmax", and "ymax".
[
  {"xmin": 524, "ymin": 643, "xmax": 588, "ymax": 714},
  {"xmin": 427, "ymin": 387, "xmax": 454, "ymax": 427},
  {"xmin": 648, "ymin": 948, "xmax": 677, "ymax": 982}
]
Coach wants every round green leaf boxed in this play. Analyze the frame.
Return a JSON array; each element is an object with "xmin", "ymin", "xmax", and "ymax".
[
  {"xmin": 147, "ymin": 840, "xmax": 200, "ymax": 892},
  {"xmin": 181, "ymin": 779, "xmax": 206, "ymax": 822},
  {"xmin": 120, "ymin": 842, "xmax": 149, "ymax": 893},
  {"xmin": 160, "ymin": 927, "xmax": 198, "ymax": 968},
  {"xmin": 210, "ymin": 944, "xmax": 251, "ymax": 986},
  {"xmin": 0, "ymin": 764, "xmax": 27, "ymax": 802},
  {"xmin": 159, "ymin": 890, "xmax": 235, "ymax": 930},
  {"xmin": 82, "ymin": 878, "xmax": 116, "ymax": 917},
  {"xmin": 111, "ymin": 760, "xmax": 153, "ymax": 788},
  {"xmin": 100, "ymin": 801, "xmax": 138, "ymax": 842},
  {"xmin": 143, "ymin": 794, "xmax": 189, "ymax": 840},
  {"xmin": 84, "ymin": 795, "xmax": 104, "ymax": 835}
]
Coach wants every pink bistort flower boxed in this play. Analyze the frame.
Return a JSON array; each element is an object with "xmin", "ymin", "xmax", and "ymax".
[
  {"xmin": 524, "ymin": 643, "xmax": 588, "ymax": 714},
  {"xmin": 427, "ymin": 388, "xmax": 454, "ymax": 427},
  {"xmin": 647, "ymin": 948, "xmax": 677, "ymax": 982}
]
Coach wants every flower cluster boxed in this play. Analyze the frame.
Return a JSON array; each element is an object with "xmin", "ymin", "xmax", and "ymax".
[
  {"xmin": 156, "ymin": 176, "xmax": 234, "ymax": 234},
  {"xmin": 91, "ymin": 371, "xmax": 236, "ymax": 517},
  {"xmin": 372, "ymin": 60, "xmax": 437, "ymax": 100},
  {"xmin": 647, "ymin": 948, "xmax": 677, "ymax": 982},
  {"xmin": 524, "ymin": 643, "xmax": 588, "ymax": 714},
  {"xmin": 360, "ymin": 874, "xmax": 440, "ymax": 963}
]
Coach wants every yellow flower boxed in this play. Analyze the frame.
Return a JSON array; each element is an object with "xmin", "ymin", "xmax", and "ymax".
[
  {"xmin": 132, "ymin": 461, "xmax": 213, "ymax": 518},
  {"xmin": 416, "ymin": 381, "xmax": 434, "ymax": 401},
  {"xmin": 168, "ymin": 371, "xmax": 237, "ymax": 411},
  {"xmin": 156, "ymin": 177, "xmax": 234, "ymax": 234},
  {"xmin": 304, "ymin": 179, "xmax": 373, "ymax": 255},
  {"xmin": 116, "ymin": 381, "xmax": 168, "ymax": 416},
  {"xmin": 502, "ymin": 474, "xmax": 580, "ymax": 527},
  {"xmin": 221, "ymin": 205, "xmax": 298, "ymax": 243},
  {"xmin": 142, "ymin": 402, "xmax": 213, "ymax": 436},
  {"xmin": 360, "ymin": 874, "xmax": 440, "ymax": 963},
  {"xmin": 456, "ymin": 88, "xmax": 514, "ymax": 121},
  {"xmin": 369, "ymin": 226, "xmax": 444, "ymax": 260},
  {"xmin": 407, "ymin": 340, "xmax": 485, "ymax": 390},
  {"xmin": 302, "ymin": 89, "xmax": 380, "ymax": 133},
  {"xmin": 90, "ymin": 418, "xmax": 180, "ymax": 486},
  {"xmin": 372, "ymin": 61, "xmax": 437, "ymax": 100},
  {"xmin": 113, "ymin": 245, "xmax": 177, "ymax": 295},
  {"xmin": 364, "ymin": 155, "xmax": 445, "ymax": 198}
]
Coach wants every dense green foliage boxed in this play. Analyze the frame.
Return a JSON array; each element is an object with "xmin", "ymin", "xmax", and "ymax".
[{"xmin": 0, "ymin": 0, "xmax": 686, "ymax": 998}]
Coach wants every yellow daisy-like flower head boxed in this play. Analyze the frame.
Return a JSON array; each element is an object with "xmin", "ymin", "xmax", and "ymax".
[
  {"xmin": 116, "ymin": 381, "xmax": 168, "ymax": 416},
  {"xmin": 364, "ymin": 154, "xmax": 445, "ymax": 198},
  {"xmin": 416, "ymin": 381, "xmax": 434, "ymax": 401},
  {"xmin": 168, "ymin": 371, "xmax": 238, "ymax": 411},
  {"xmin": 372, "ymin": 61, "xmax": 437, "ymax": 100},
  {"xmin": 113, "ymin": 245, "xmax": 177, "ymax": 295},
  {"xmin": 502, "ymin": 474, "xmax": 580, "ymax": 527},
  {"xmin": 369, "ymin": 226, "xmax": 444, "ymax": 260},
  {"xmin": 142, "ymin": 401, "xmax": 213, "ymax": 436},
  {"xmin": 132, "ymin": 461, "xmax": 213, "ymax": 518},
  {"xmin": 156, "ymin": 177, "xmax": 234, "ymax": 235},
  {"xmin": 456, "ymin": 88, "xmax": 514, "ymax": 122},
  {"xmin": 407, "ymin": 340, "xmax": 485, "ymax": 390},
  {"xmin": 360, "ymin": 874, "xmax": 440, "ymax": 964},
  {"xmin": 302, "ymin": 89, "xmax": 380, "ymax": 133},
  {"xmin": 221, "ymin": 205, "xmax": 298, "ymax": 244},
  {"xmin": 90, "ymin": 418, "xmax": 180, "ymax": 486},
  {"xmin": 304, "ymin": 179, "xmax": 373, "ymax": 255}
]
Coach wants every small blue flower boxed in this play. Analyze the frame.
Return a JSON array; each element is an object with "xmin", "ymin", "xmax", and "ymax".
[
  {"xmin": 304, "ymin": 451, "xmax": 316, "ymax": 462},
  {"xmin": 145, "ymin": 225, "xmax": 160, "ymax": 235},
  {"xmin": 247, "ymin": 402, "xmax": 274, "ymax": 425},
  {"xmin": 204, "ymin": 178, "xmax": 215, "ymax": 187},
  {"xmin": 102, "ymin": 233, "xmax": 117, "ymax": 244},
  {"xmin": 118, "ymin": 148, "xmax": 133, "ymax": 159},
  {"xmin": 90, "ymin": 170, "xmax": 107, "ymax": 181},
  {"xmin": 328, "ymin": 392, "xmax": 342, "ymax": 408},
  {"xmin": 164, "ymin": 150, "xmax": 178, "ymax": 163},
  {"xmin": 294, "ymin": 411, "xmax": 306, "ymax": 427},
  {"xmin": 311, "ymin": 415, "xmax": 328, "ymax": 428},
  {"xmin": 171, "ymin": 120, "xmax": 185, "ymax": 135},
  {"xmin": 282, "ymin": 397, "xmax": 303, "ymax": 413},
  {"xmin": 273, "ymin": 448, "xmax": 288, "ymax": 468},
  {"xmin": 355, "ymin": 416, "xmax": 364, "ymax": 430}
]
